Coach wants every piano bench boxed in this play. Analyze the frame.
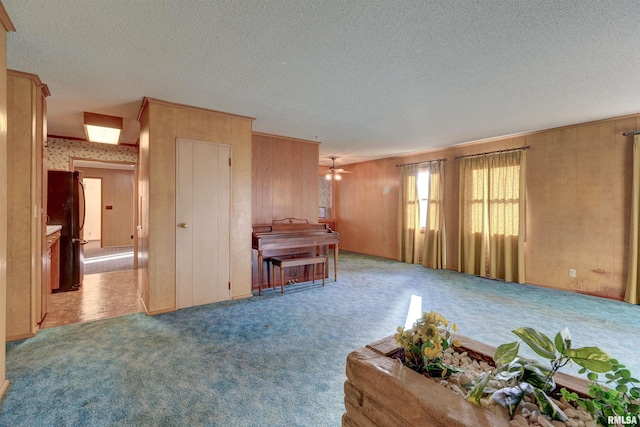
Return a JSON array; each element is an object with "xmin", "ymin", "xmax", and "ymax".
[{"xmin": 270, "ymin": 255, "xmax": 328, "ymax": 293}]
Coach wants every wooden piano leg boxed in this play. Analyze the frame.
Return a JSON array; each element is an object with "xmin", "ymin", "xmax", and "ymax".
[
  {"xmin": 280, "ymin": 265, "xmax": 285, "ymax": 294},
  {"xmin": 258, "ymin": 250, "xmax": 263, "ymax": 296},
  {"xmin": 272, "ymin": 262, "xmax": 276, "ymax": 290},
  {"xmin": 334, "ymin": 245, "xmax": 339, "ymax": 281}
]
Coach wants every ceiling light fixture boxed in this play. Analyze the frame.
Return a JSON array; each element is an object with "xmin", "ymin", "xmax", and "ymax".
[
  {"xmin": 83, "ymin": 112, "xmax": 123, "ymax": 145},
  {"xmin": 325, "ymin": 156, "xmax": 349, "ymax": 181}
]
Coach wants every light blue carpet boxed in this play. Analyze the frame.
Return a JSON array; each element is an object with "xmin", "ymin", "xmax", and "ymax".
[{"xmin": 1, "ymin": 251, "xmax": 639, "ymax": 426}]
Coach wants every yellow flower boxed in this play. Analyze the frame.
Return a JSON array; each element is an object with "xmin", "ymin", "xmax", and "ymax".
[
  {"xmin": 423, "ymin": 346, "xmax": 441, "ymax": 360},
  {"xmin": 452, "ymin": 323, "xmax": 458, "ymax": 332},
  {"xmin": 424, "ymin": 325, "xmax": 439, "ymax": 341}
]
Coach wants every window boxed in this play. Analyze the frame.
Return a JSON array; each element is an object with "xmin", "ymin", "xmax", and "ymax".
[
  {"xmin": 489, "ymin": 164, "xmax": 520, "ymax": 237},
  {"xmin": 468, "ymin": 164, "xmax": 520, "ymax": 236},
  {"xmin": 417, "ymin": 170, "xmax": 430, "ymax": 229},
  {"xmin": 459, "ymin": 150, "xmax": 525, "ymax": 282}
]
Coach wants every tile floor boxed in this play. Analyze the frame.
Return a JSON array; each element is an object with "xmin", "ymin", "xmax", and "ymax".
[{"xmin": 41, "ymin": 269, "xmax": 143, "ymax": 329}]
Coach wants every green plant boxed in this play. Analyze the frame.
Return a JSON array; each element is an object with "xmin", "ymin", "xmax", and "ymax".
[
  {"xmin": 394, "ymin": 311, "xmax": 460, "ymax": 377},
  {"xmin": 561, "ymin": 360, "xmax": 640, "ymax": 426},
  {"xmin": 468, "ymin": 327, "xmax": 613, "ymax": 422}
]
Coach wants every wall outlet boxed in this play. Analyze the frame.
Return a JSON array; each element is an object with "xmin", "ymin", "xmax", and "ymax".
[{"xmin": 569, "ymin": 269, "xmax": 576, "ymax": 278}]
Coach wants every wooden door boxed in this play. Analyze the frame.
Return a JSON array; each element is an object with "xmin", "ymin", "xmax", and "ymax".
[
  {"xmin": 101, "ymin": 169, "xmax": 134, "ymax": 247},
  {"xmin": 176, "ymin": 138, "xmax": 231, "ymax": 309}
]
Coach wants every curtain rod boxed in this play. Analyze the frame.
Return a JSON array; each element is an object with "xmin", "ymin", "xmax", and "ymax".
[
  {"xmin": 623, "ymin": 131, "xmax": 640, "ymax": 136},
  {"xmin": 455, "ymin": 146, "xmax": 531, "ymax": 160},
  {"xmin": 396, "ymin": 158, "xmax": 447, "ymax": 168}
]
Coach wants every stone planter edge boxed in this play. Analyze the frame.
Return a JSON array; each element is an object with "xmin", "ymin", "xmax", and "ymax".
[{"xmin": 342, "ymin": 335, "xmax": 591, "ymax": 427}]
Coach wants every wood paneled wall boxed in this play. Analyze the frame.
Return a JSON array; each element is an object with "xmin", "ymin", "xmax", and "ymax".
[
  {"xmin": 0, "ymin": 5, "xmax": 16, "ymax": 398},
  {"xmin": 336, "ymin": 113, "xmax": 640, "ymax": 300},
  {"xmin": 137, "ymin": 98, "xmax": 254, "ymax": 314},
  {"xmin": 252, "ymin": 132, "xmax": 320, "ymax": 225},
  {"xmin": 6, "ymin": 70, "xmax": 48, "ymax": 341},
  {"xmin": 77, "ymin": 167, "xmax": 135, "ymax": 247}
]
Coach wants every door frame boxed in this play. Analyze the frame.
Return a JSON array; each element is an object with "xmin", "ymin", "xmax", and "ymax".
[
  {"xmin": 175, "ymin": 138, "xmax": 232, "ymax": 309},
  {"xmin": 70, "ymin": 158, "xmax": 138, "ymax": 269}
]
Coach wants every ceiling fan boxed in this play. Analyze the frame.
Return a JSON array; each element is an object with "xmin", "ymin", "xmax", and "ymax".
[{"xmin": 324, "ymin": 156, "xmax": 351, "ymax": 181}]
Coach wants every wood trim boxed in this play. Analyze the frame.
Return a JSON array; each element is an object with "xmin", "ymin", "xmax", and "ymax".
[
  {"xmin": 48, "ymin": 134, "xmax": 88, "ymax": 142},
  {"xmin": 525, "ymin": 279, "xmax": 624, "ymax": 301},
  {"xmin": 232, "ymin": 292, "xmax": 253, "ymax": 300},
  {"xmin": 0, "ymin": 2, "xmax": 15, "ymax": 32},
  {"xmin": 252, "ymin": 131, "xmax": 321, "ymax": 145},
  {"xmin": 137, "ymin": 96, "xmax": 255, "ymax": 122},
  {"xmin": 0, "ymin": 379, "xmax": 9, "ymax": 402},
  {"xmin": 84, "ymin": 112, "xmax": 122, "ymax": 130},
  {"xmin": 7, "ymin": 69, "xmax": 50, "ymax": 96},
  {"xmin": 6, "ymin": 331, "xmax": 36, "ymax": 342},
  {"xmin": 394, "ymin": 112, "xmax": 640, "ymax": 161},
  {"xmin": 145, "ymin": 306, "xmax": 176, "ymax": 316},
  {"xmin": 69, "ymin": 156, "xmax": 137, "ymax": 171},
  {"xmin": 48, "ymin": 134, "xmax": 138, "ymax": 146}
]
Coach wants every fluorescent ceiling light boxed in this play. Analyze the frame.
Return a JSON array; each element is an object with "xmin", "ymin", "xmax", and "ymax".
[{"xmin": 84, "ymin": 112, "xmax": 123, "ymax": 144}]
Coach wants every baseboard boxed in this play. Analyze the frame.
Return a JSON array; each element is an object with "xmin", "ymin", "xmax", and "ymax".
[
  {"xmin": 6, "ymin": 331, "xmax": 36, "ymax": 342},
  {"xmin": 0, "ymin": 379, "xmax": 9, "ymax": 401},
  {"xmin": 232, "ymin": 292, "xmax": 253, "ymax": 300},
  {"xmin": 139, "ymin": 296, "xmax": 174, "ymax": 316},
  {"xmin": 526, "ymin": 280, "xmax": 624, "ymax": 301}
]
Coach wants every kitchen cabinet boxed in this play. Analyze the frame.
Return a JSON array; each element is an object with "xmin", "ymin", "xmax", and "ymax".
[{"xmin": 43, "ymin": 228, "xmax": 61, "ymax": 322}]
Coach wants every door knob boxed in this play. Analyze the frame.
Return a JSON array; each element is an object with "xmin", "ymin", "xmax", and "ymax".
[{"xmin": 178, "ymin": 223, "xmax": 188, "ymax": 228}]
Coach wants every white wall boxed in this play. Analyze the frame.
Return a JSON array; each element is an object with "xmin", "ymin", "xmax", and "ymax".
[{"xmin": 83, "ymin": 178, "xmax": 101, "ymax": 241}]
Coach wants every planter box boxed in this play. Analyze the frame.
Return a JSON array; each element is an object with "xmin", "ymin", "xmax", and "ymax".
[{"xmin": 343, "ymin": 335, "xmax": 590, "ymax": 427}]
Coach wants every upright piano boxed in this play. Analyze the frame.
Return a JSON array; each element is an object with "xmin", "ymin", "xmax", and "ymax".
[{"xmin": 252, "ymin": 222, "xmax": 339, "ymax": 293}]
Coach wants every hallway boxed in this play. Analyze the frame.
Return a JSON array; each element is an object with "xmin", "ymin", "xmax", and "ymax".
[{"xmin": 41, "ymin": 269, "xmax": 142, "ymax": 329}]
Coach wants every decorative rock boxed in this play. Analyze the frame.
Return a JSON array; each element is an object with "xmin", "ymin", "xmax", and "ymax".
[
  {"xmin": 523, "ymin": 402, "xmax": 538, "ymax": 412},
  {"xmin": 529, "ymin": 410, "xmax": 539, "ymax": 423},
  {"xmin": 551, "ymin": 397, "xmax": 567, "ymax": 410},
  {"xmin": 492, "ymin": 404, "xmax": 511, "ymax": 421},
  {"xmin": 509, "ymin": 421, "xmax": 521, "ymax": 427},
  {"xmin": 577, "ymin": 411, "xmax": 594, "ymax": 422},
  {"xmin": 513, "ymin": 414, "xmax": 528, "ymax": 427},
  {"xmin": 457, "ymin": 373, "xmax": 472, "ymax": 386},
  {"xmin": 480, "ymin": 361, "xmax": 493, "ymax": 370},
  {"xmin": 564, "ymin": 407, "xmax": 577, "ymax": 418},
  {"xmin": 551, "ymin": 420, "xmax": 565, "ymax": 427},
  {"xmin": 538, "ymin": 415, "xmax": 553, "ymax": 427}
]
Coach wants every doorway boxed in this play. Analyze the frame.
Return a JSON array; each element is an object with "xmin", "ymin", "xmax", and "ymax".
[{"xmin": 41, "ymin": 159, "xmax": 142, "ymax": 328}]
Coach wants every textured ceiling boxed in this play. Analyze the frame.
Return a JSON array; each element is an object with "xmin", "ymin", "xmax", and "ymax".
[{"xmin": 4, "ymin": 1, "xmax": 640, "ymax": 165}]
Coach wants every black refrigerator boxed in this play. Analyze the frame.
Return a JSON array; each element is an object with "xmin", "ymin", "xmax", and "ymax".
[{"xmin": 47, "ymin": 170, "xmax": 87, "ymax": 292}]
